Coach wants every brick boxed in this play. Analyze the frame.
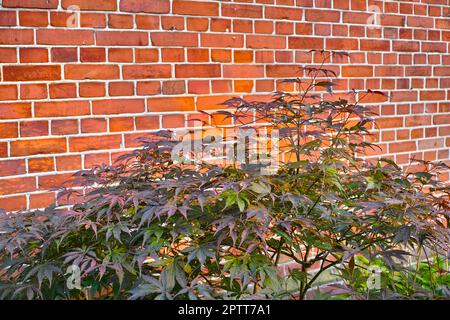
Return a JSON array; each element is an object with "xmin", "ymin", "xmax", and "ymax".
[
  {"xmin": 2, "ymin": 0, "xmax": 58, "ymax": 9},
  {"xmin": 212, "ymin": 80, "xmax": 232, "ymax": 93},
  {"xmin": 247, "ymin": 35, "xmax": 286, "ymax": 49},
  {"xmin": 28, "ymin": 157, "xmax": 54, "ymax": 173},
  {"xmin": 51, "ymin": 48, "xmax": 78, "ymax": 63},
  {"xmin": 80, "ymin": 82, "xmax": 106, "ymax": 97},
  {"xmin": 162, "ymin": 81, "xmax": 186, "ymax": 95},
  {"xmin": 288, "ymin": 37, "xmax": 324, "ymax": 49},
  {"xmin": 326, "ymin": 38, "xmax": 358, "ymax": 50},
  {"xmin": 0, "ymin": 103, "xmax": 31, "ymax": 119},
  {"xmin": 375, "ymin": 66, "xmax": 404, "ymax": 77},
  {"xmin": 35, "ymin": 101, "xmax": 90, "ymax": 117},
  {"xmin": 389, "ymin": 141, "xmax": 416, "ymax": 153},
  {"xmin": 148, "ymin": 97, "xmax": 195, "ymax": 112},
  {"xmin": 51, "ymin": 120, "xmax": 79, "ymax": 135},
  {"xmin": 65, "ymin": 64, "xmax": 119, "ymax": 80},
  {"xmin": 188, "ymin": 48, "xmax": 209, "ymax": 62},
  {"xmin": 49, "ymin": 83, "xmax": 77, "ymax": 99},
  {"xmin": 0, "ymin": 48, "xmax": 17, "ymax": 63},
  {"xmin": 360, "ymin": 40, "xmax": 391, "ymax": 51},
  {"xmin": 0, "ymin": 195, "xmax": 27, "ymax": 211},
  {"xmin": 80, "ymin": 48, "xmax": 106, "ymax": 62},
  {"xmin": 152, "ymin": 32, "xmax": 198, "ymax": 47},
  {"xmin": 110, "ymin": 117, "xmax": 134, "ymax": 132},
  {"xmin": 265, "ymin": 6, "xmax": 303, "ymax": 20},
  {"xmin": 37, "ymin": 30, "xmax": 94, "ymax": 45},
  {"xmin": 342, "ymin": 66, "xmax": 373, "ymax": 77},
  {"xmin": 0, "ymin": 123, "xmax": 18, "ymax": 138},
  {"xmin": 267, "ymin": 65, "xmax": 303, "ymax": 77},
  {"xmin": 162, "ymin": 114, "xmax": 185, "ymax": 128},
  {"xmin": 123, "ymin": 65, "xmax": 172, "ymax": 79},
  {"xmin": 0, "ymin": 159, "xmax": 26, "ymax": 176},
  {"xmin": 197, "ymin": 95, "xmax": 233, "ymax": 110},
  {"xmin": 69, "ymin": 135, "xmax": 122, "ymax": 152},
  {"xmin": 173, "ymin": 1, "xmax": 219, "ymax": 16},
  {"xmin": 0, "ymin": 85, "xmax": 18, "ymax": 101},
  {"xmin": 56, "ymin": 155, "xmax": 81, "ymax": 171},
  {"xmin": 81, "ymin": 13, "xmax": 106, "ymax": 28},
  {"xmin": 137, "ymin": 82, "xmax": 161, "ymax": 95},
  {"xmin": 61, "ymin": 0, "xmax": 117, "ymax": 11},
  {"xmin": 405, "ymin": 115, "xmax": 432, "ymax": 127},
  {"xmin": 135, "ymin": 116, "xmax": 159, "ymax": 130},
  {"xmin": 306, "ymin": 9, "xmax": 340, "ymax": 22},
  {"xmin": 234, "ymin": 50, "xmax": 253, "ymax": 63},
  {"xmin": 0, "ymin": 177, "xmax": 36, "ymax": 196},
  {"xmin": 187, "ymin": 17, "xmax": 209, "ymax": 31},
  {"xmin": 161, "ymin": 16, "xmax": 184, "ymax": 31},
  {"xmin": 20, "ymin": 120, "xmax": 48, "ymax": 137},
  {"xmin": 434, "ymin": 115, "xmax": 449, "ymax": 125},
  {"xmin": 10, "ymin": 138, "xmax": 67, "ymax": 157},
  {"xmin": 176, "ymin": 64, "xmax": 221, "ymax": 78},
  {"xmin": 136, "ymin": 15, "xmax": 160, "ymax": 29},
  {"xmin": 408, "ymin": 16, "xmax": 434, "ymax": 28},
  {"xmin": 0, "ymin": 29, "xmax": 33, "ymax": 44},
  {"xmin": 20, "ymin": 48, "xmax": 49, "ymax": 63},
  {"xmin": 92, "ymin": 99, "xmax": 145, "ymax": 115},
  {"xmin": 223, "ymin": 65, "xmax": 264, "ymax": 78},
  {"xmin": 120, "ymin": 0, "xmax": 170, "ymax": 13},
  {"xmin": 393, "ymin": 41, "xmax": 420, "ymax": 52},
  {"xmin": 222, "ymin": 4, "xmax": 263, "ymax": 18},
  {"xmin": 391, "ymin": 91, "xmax": 418, "ymax": 102},
  {"xmin": 0, "ymin": 143, "xmax": 7, "ymax": 158},
  {"xmin": 96, "ymin": 31, "xmax": 149, "ymax": 46},
  {"xmin": 201, "ymin": 34, "xmax": 244, "ymax": 48},
  {"xmin": 420, "ymin": 91, "xmax": 446, "ymax": 101},
  {"xmin": 109, "ymin": 48, "xmax": 134, "ymax": 62},
  {"xmin": 135, "ymin": 49, "xmax": 159, "ymax": 63},
  {"xmin": 20, "ymin": 84, "xmax": 47, "ymax": 100},
  {"xmin": 38, "ymin": 173, "xmax": 74, "ymax": 189},
  {"xmin": 84, "ymin": 153, "xmax": 110, "ymax": 168},
  {"xmin": 0, "ymin": 11, "xmax": 17, "ymax": 26},
  {"xmin": 81, "ymin": 118, "xmax": 107, "ymax": 133},
  {"xmin": 3, "ymin": 66, "xmax": 61, "ymax": 82},
  {"xmin": 109, "ymin": 82, "xmax": 134, "ymax": 96},
  {"xmin": 29, "ymin": 193, "xmax": 55, "ymax": 209},
  {"xmin": 19, "ymin": 11, "xmax": 48, "ymax": 27}
]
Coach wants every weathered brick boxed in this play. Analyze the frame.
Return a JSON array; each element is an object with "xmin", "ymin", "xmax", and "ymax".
[
  {"xmin": 37, "ymin": 30, "xmax": 94, "ymax": 45},
  {"xmin": 0, "ymin": 103, "xmax": 31, "ymax": 119},
  {"xmin": 148, "ymin": 97, "xmax": 195, "ymax": 112},
  {"xmin": 2, "ymin": 0, "xmax": 58, "ymax": 9},
  {"xmin": 0, "ymin": 177, "xmax": 36, "ymax": 196},
  {"xmin": 96, "ymin": 31, "xmax": 149, "ymax": 46},
  {"xmin": 123, "ymin": 65, "xmax": 172, "ymax": 79},
  {"xmin": 35, "ymin": 101, "xmax": 90, "ymax": 117},
  {"xmin": 92, "ymin": 99, "xmax": 145, "ymax": 115},
  {"xmin": 173, "ymin": 1, "xmax": 219, "ymax": 16},
  {"xmin": 176, "ymin": 64, "xmax": 221, "ymax": 78},
  {"xmin": 152, "ymin": 32, "xmax": 198, "ymax": 47},
  {"xmin": 120, "ymin": 0, "xmax": 170, "ymax": 13},
  {"xmin": 3, "ymin": 66, "xmax": 61, "ymax": 81},
  {"xmin": 61, "ymin": 0, "xmax": 117, "ymax": 11},
  {"xmin": 65, "ymin": 64, "xmax": 120, "ymax": 80},
  {"xmin": 10, "ymin": 138, "xmax": 67, "ymax": 156},
  {"xmin": 69, "ymin": 135, "xmax": 122, "ymax": 152}
]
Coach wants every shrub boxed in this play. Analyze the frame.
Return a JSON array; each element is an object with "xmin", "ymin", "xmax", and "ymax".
[{"xmin": 0, "ymin": 51, "xmax": 449, "ymax": 300}]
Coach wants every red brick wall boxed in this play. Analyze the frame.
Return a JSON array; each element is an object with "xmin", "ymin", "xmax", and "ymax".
[{"xmin": 0, "ymin": 0, "xmax": 449, "ymax": 211}]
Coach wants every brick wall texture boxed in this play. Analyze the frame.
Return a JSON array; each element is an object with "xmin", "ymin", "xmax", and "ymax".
[{"xmin": 0, "ymin": 0, "xmax": 449, "ymax": 211}]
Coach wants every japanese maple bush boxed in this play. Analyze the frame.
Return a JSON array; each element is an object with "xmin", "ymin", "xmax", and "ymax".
[{"xmin": 0, "ymin": 51, "xmax": 448, "ymax": 300}]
